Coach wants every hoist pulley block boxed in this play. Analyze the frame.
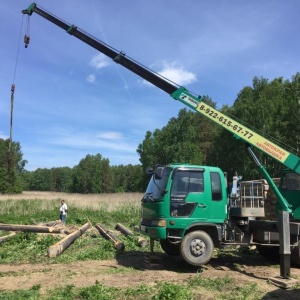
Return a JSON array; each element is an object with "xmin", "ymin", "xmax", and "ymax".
[{"xmin": 24, "ymin": 35, "xmax": 30, "ymax": 48}]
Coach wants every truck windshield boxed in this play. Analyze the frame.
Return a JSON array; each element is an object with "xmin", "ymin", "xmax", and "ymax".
[{"xmin": 143, "ymin": 167, "xmax": 172, "ymax": 201}]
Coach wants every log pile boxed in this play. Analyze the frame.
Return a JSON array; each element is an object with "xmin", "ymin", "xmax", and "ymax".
[{"xmin": 0, "ymin": 220, "xmax": 147, "ymax": 258}]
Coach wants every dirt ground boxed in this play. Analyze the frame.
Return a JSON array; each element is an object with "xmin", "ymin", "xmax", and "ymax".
[{"xmin": 1, "ymin": 248, "xmax": 300, "ymax": 299}]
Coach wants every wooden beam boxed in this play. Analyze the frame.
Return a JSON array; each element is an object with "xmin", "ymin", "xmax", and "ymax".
[
  {"xmin": 115, "ymin": 223, "xmax": 132, "ymax": 236},
  {"xmin": 115, "ymin": 223, "xmax": 147, "ymax": 247},
  {"xmin": 95, "ymin": 224, "xmax": 124, "ymax": 250},
  {"xmin": 0, "ymin": 232, "xmax": 17, "ymax": 244},
  {"xmin": 47, "ymin": 222, "xmax": 91, "ymax": 257},
  {"xmin": 0, "ymin": 223, "xmax": 64, "ymax": 234}
]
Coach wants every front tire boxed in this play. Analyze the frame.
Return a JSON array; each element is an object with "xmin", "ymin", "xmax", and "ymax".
[{"xmin": 180, "ymin": 231, "xmax": 214, "ymax": 266}]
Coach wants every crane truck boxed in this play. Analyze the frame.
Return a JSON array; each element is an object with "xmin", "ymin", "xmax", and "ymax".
[{"xmin": 22, "ymin": 3, "xmax": 300, "ymax": 277}]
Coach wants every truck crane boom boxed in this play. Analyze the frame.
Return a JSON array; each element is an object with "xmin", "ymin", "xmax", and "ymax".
[{"xmin": 22, "ymin": 2, "xmax": 300, "ymax": 175}]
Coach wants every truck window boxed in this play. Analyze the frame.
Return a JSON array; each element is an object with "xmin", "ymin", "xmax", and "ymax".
[
  {"xmin": 171, "ymin": 170, "xmax": 204, "ymax": 202},
  {"xmin": 210, "ymin": 172, "xmax": 222, "ymax": 201},
  {"xmin": 170, "ymin": 170, "xmax": 203, "ymax": 217}
]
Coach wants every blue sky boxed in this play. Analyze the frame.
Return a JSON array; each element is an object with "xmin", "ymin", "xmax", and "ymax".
[{"xmin": 1, "ymin": 1, "xmax": 299, "ymax": 171}]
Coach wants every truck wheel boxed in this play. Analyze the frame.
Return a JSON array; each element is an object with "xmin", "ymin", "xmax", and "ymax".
[
  {"xmin": 180, "ymin": 231, "xmax": 214, "ymax": 266},
  {"xmin": 291, "ymin": 242, "xmax": 300, "ymax": 267},
  {"xmin": 160, "ymin": 239, "xmax": 181, "ymax": 256}
]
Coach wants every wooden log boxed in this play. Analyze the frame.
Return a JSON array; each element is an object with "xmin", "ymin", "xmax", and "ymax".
[
  {"xmin": 0, "ymin": 232, "xmax": 17, "ymax": 244},
  {"xmin": 134, "ymin": 225, "xmax": 140, "ymax": 232},
  {"xmin": 115, "ymin": 223, "xmax": 147, "ymax": 247},
  {"xmin": 115, "ymin": 223, "xmax": 133, "ymax": 236},
  {"xmin": 137, "ymin": 236, "xmax": 148, "ymax": 248},
  {"xmin": 0, "ymin": 223, "xmax": 64, "ymax": 234},
  {"xmin": 47, "ymin": 222, "xmax": 91, "ymax": 258},
  {"xmin": 95, "ymin": 224, "xmax": 124, "ymax": 250},
  {"xmin": 41, "ymin": 221, "xmax": 59, "ymax": 227}
]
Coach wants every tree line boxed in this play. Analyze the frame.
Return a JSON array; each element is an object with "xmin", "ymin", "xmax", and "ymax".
[{"xmin": 1, "ymin": 73, "xmax": 299, "ymax": 194}]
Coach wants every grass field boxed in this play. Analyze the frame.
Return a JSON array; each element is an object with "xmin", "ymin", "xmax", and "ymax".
[
  {"xmin": 0, "ymin": 191, "xmax": 143, "ymax": 211},
  {"xmin": 1, "ymin": 192, "xmax": 300, "ymax": 299}
]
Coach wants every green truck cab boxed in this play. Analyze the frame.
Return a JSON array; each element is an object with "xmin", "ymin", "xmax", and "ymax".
[{"xmin": 140, "ymin": 164, "xmax": 228, "ymax": 265}]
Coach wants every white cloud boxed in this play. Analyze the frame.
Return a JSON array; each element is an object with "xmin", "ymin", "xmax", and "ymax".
[
  {"xmin": 247, "ymin": 61, "xmax": 276, "ymax": 72},
  {"xmin": 144, "ymin": 60, "xmax": 197, "ymax": 86},
  {"xmin": 95, "ymin": 131, "xmax": 124, "ymax": 140},
  {"xmin": 44, "ymin": 129, "xmax": 134, "ymax": 152},
  {"xmin": 86, "ymin": 74, "xmax": 96, "ymax": 83},
  {"xmin": 89, "ymin": 53, "xmax": 111, "ymax": 69}
]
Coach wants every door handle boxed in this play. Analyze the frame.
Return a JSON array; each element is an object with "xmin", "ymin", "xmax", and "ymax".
[{"xmin": 198, "ymin": 203, "xmax": 206, "ymax": 208}]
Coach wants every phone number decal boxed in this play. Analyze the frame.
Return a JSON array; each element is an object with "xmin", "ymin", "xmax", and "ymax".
[
  {"xmin": 197, "ymin": 103, "xmax": 255, "ymax": 139},
  {"xmin": 178, "ymin": 92, "xmax": 289, "ymax": 162},
  {"xmin": 195, "ymin": 102, "xmax": 289, "ymax": 162}
]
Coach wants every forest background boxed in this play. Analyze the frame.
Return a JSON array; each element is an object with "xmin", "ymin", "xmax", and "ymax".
[{"xmin": 1, "ymin": 74, "xmax": 300, "ymax": 194}]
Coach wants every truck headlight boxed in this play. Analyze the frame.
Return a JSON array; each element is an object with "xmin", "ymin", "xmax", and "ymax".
[{"xmin": 151, "ymin": 219, "xmax": 166, "ymax": 227}]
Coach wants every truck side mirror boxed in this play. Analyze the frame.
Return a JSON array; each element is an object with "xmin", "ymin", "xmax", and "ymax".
[
  {"xmin": 145, "ymin": 167, "xmax": 154, "ymax": 175},
  {"xmin": 154, "ymin": 166, "xmax": 164, "ymax": 179}
]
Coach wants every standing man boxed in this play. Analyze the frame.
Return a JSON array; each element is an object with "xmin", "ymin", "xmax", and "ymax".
[{"xmin": 59, "ymin": 199, "xmax": 68, "ymax": 224}]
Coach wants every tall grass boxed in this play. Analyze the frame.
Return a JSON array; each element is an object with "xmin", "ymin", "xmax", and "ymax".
[
  {"xmin": 0, "ymin": 192, "xmax": 143, "ymax": 225},
  {"xmin": 0, "ymin": 191, "xmax": 143, "ymax": 210}
]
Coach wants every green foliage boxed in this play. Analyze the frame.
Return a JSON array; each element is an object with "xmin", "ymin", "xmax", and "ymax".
[
  {"xmin": 124, "ymin": 283, "xmax": 154, "ymax": 297},
  {"xmin": 77, "ymin": 283, "xmax": 120, "ymax": 300},
  {"xmin": 188, "ymin": 274, "xmax": 233, "ymax": 291},
  {"xmin": 71, "ymin": 154, "xmax": 113, "ymax": 193},
  {"xmin": 111, "ymin": 164, "xmax": 144, "ymax": 192},
  {"xmin": 22, "ymin": 167, "xmax": 73, "ymax": 192},
  {"xmin": 207, "ymin": 74, "xmax": 300, "ymax": 179},
  {"xmin": 47, "ymin": 284, "xmax": 76, "ymax": 300},
  {"xmin": 152, "ymin": 282, "xmax": 193, "ymax": 300},
  {"xmin": 0, "ymin": 285, "xmax": 41, "ymax": 300},
  {"xmin": 188, "ymin": 275, "xmax": 263, "ymax": 300},
  {"xmin": 137, "ymin": 97, "xmax": 218, "ymax": 171},
  {"xmin": 0, "ymin": 232, "xmax": 61, "ymax": 264},
  {"xmin": 22, "ymin": 157, "xmax": 145, "ymax": 193},
  {"xmin": 0, "ymin": 139, "xmax": 26, "ymax": 194}
]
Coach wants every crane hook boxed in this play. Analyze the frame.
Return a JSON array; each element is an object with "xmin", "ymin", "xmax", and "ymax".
[{"xmin": 24, "ymin": 34, "xmax": 30, "ymax": 48}]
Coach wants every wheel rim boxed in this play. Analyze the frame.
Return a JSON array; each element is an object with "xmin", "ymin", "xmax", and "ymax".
[{"xmin": 190, "ymin": 238, "xmax": 206, "ymax": 257}]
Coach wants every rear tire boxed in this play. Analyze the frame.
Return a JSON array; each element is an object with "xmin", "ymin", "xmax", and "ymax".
[
  {"xmin": 180, "ymin": 231, "xmax": 214, "ymax": 266},
  {"xmin": 160, "ymin": 239, "xmax": 181, "ymax": 256}
]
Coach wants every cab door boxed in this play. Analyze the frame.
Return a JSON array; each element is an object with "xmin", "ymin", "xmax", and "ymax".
[
  {"xmin": 169, "ymin": 169, "xmax": 226, "ymax": 223},
  {"xmin": 170, "ymin": 169, "xmax": 210, "ymax": 221}
]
